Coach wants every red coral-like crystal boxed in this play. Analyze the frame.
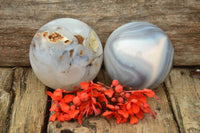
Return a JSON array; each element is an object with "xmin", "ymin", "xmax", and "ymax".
[{"xmin": 47, "ymin": 80, "xmax": 159, "ymax": 125}]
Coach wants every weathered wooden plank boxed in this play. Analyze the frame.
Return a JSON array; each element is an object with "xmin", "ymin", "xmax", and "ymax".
[
  {"xmin": 47, "ymin": 69, "xmax": 179, "ymax": 133},
  {"xmin": 165, "ymin": 68, "xmax": 200, "ymax": 133},
  {"xmin": 0, "ymin": 68, "xmax": 14, "ymax": 133},
  {"xmin": 0, "ymin": 0, "xmax": 200, "ymax": 66},
  {"xmin": 8, "ymin": 68, "xmax": 47, "ymax": 133}
]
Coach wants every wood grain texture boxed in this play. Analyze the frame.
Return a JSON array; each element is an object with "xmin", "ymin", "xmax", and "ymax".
[
  {"xmin": 165, "ymin": 68, "xmax": 200, "ymax": 133},
  {"xmin": 8, "ymin": 68, "xmax": 47, "ymax": 133},
  {"xmin": 47, "ymin": 69, "xmax": 179, "ymax": 133},
  {"xmin": 0, "ymin": 0, "xmax": 200, "ymax": 66},
  {"xmin": 0, "ymin": 68, "xmax": 14, "ymax": 133}
]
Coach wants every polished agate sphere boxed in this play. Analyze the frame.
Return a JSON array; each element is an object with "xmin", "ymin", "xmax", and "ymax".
[
  {"xmin": 29, "ymin": 18, "xmax": 103, "ymax": 90},
  {"xmin": 104, "ymin": 22, "xmax": 174, "ymax": 89}
]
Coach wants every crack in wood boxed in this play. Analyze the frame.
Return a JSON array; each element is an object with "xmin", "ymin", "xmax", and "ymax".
[
  {"xmin": 82, "ymin": 119, "xmax": 97, "ymax": 133},
  {"xmin": 6, "ymin": 69, "xmax": 15, "ymax": 133},
  {"xmin": 42, "ymin": 87, "xmax": 53, "ymax": 133},
  {"xmin": 163, "ymin": 82, "xmax": 181, "ymax": 133},
  {"xmin": 173, "ymin": 97, "xmax": 185, "ymax": 133},
  {"xmin": 60, "ymin": 129, "xmax": 74, "ymax": 133},
  {"xmin": 19, "ymin": 68, "xmax": 28, "ymax": 98}
]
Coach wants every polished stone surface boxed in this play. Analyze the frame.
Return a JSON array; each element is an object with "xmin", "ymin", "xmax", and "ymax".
[
  {"xmin": 104, "ymin": 22, "xmax": 174, "ymax": 89},
  {"xmin": 30, "ymin": 18, "xmax": 103, "ymax": 90}
]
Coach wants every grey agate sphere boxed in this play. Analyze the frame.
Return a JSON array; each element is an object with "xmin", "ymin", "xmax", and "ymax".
[
  {"xmin": 104, "ymin": 22, "xmax": 174, "ymax": 89},
  {"xmin": 29, "ymin": 18, "xmax": 103, "ymax": 90}
]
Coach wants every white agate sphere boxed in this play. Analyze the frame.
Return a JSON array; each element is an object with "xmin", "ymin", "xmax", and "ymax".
[
  {"xmin": 29, "ymin": 18, "xmax": 103, "ymax": 90},
  {"xmin": 104, "ymin": 22, "xmax": 174, "ymax": 89}
]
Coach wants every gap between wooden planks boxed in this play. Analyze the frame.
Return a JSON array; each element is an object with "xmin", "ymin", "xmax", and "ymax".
[{"xmin": 0, "ymin": 68, "xmax": 200, "ymax": 133}]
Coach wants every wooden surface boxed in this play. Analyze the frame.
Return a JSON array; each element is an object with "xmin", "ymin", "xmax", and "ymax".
[
  {"xmin": 8, "ymin": 68, "xmax": 48, "ymax": 133},
  {"xmin": 0, "ymin": 68, "xmax": 14, "ymax": 133},
  {"xmin": 0, "ymin": 67, "xmax": 200, "ymax": 133},
  {"xmin": 0, "ymin": 0, "xmax": 200, "ymax": 66},
  {"xmin": 165, "ymin": 68, "xmax": 200, "ymax": 133}
]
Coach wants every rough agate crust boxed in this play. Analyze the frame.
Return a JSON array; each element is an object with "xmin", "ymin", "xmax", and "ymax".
[
  {"xmin": 29, "ymin": 18, "xmax": 103, "ymax": 90},
  {"xmin": 104, "ymin": 22, "xmax": 174, "ymax": 89}
]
